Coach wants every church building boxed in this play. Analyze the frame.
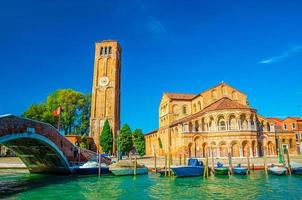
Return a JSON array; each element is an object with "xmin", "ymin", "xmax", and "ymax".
[{"xmin": 145, "ymin": 82, "xmax": 298, "ymax": 158}]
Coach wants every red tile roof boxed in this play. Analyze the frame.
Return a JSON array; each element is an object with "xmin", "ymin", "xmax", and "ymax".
[
  {"xmin": 202, "ymin": 97, "xmax": 249, "ymax": 112},
  {"xmin": 267, "ymin": 118, "xmax": 283, "ymax": 126},
  {"xmin": 171, "ymin": 97, "xmax": 253, "ymax": 126},
  {"xmin": 164, "ymin": 93, "xmax": 196, "ymax": 100},
  {"xmin": 286, "ymin": 117, "xmax": 302, "ymax": 120}
]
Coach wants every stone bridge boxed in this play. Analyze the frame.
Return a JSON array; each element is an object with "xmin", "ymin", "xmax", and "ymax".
[{"xmin": 0, "ymin": 114, "xmax": 96, "ymax": 174}]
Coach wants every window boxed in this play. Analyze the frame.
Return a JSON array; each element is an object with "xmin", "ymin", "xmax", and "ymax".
[
  {"xmin": 211, "ymin": 90, "xmax": 217, "ymax": 99},
  {"xmin": 182, "ymin": 106, "xmax": 187, "ymax": 114},
  {"xmin": 284, "ymin": 124, "xmax": 287, "ymax": 130},
  {"xmin": 109, "ymin": 46, "xmax": 112, "ymax": 54},
  {"xmin": 289, "ymin": 139, "xmax": 293, "ymax": 148},
  {"xmin": 232, "ymin": 91, "xmax": 238, "ymax": 100},
  {"xmin": 104, "ymin": 47, "xmax": 108, "ymax": 54},
  {"xmin": 296, "ymin": 134, "xmax": 299, "ymax": 140},
  {"xmin": 292, "ymin": 123, "xmax": 296, "ymax": 129},
  {"xmin": 198, "ymin": 101, "xmax": 201, "ymax": 110},
  {"xmin": 100, "ymin": 47, "xmax": 104, "ymax": 55}
]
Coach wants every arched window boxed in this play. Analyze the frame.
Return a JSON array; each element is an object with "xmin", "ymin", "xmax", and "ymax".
[
  {"xmin": 211, "ymin": 90, "xmax": 217, "ymax": 99},
  {"xmin": 182, "ymin": 106, "xmax": 187, "ymax": 114},
  {"xmin": 100, "ymin": 47, "xmax": 104, "ymax": 55},
  {"xmin": 232, "ymin": 91, "xmax": 238, "ymax": 100},
  {"xmin": 193, "ymin": 104, "xmax": 196, "ymax": 112},
  {"xmin": 221, "ymin": 85, "xmax": 227, "ymax": 95},
  {"xmin": 229, "ymin": 116, "xmax": 237, "ymax": 130},
  {"xmin": 108, "ymin": 46, "xmax": 112, "ymax": 54},
  {"xmin": 198, "ymin": 101, "xmax": 201, "ymax": 111}
]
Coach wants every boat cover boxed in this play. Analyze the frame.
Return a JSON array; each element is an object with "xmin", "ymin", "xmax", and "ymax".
[
  {"xmin": 217, "ymin": 162, "xmax": 223, "ymax": 168},
  {"xmin": 188, "ymin": 158, "xmax": 203, "ymax": 167}
]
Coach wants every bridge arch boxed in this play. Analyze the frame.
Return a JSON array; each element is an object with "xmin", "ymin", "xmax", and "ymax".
[
  {"xmin": 0, "ymin": 132, "xmax": 71, "ymax": 173},
  {"xmin": 0, "ymin": 115, "xmax": 95, "ymax": 174}
]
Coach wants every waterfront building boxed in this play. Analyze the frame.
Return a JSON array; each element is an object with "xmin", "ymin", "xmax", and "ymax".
[
  {"xmin": 145, "ymin": 82, "xmax": 298, "ymax": 158},
  {"xmin": 268, "ymin": 117, "xmax": 302, "ymax": 154},
  {"xmin": 89, "ymin": 40, "xmax": 121, "ymax": 153}
]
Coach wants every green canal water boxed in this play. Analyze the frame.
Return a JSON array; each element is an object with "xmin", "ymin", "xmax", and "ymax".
[{"xmin": 0, "ymin": 169, "xmax": 301, "ymax": 200}]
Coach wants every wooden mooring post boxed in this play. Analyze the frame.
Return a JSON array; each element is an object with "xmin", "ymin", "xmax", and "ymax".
[
  {"xmin": 286, "ymin": 148, "xmax": 292, "ymax": 175},
  {"xmin": 263, "ymin": 148, "xmax": 268, "ymax": 175},
  {"xmin": 164, "ymin": 153, "xmax": 167, "ymax": 176},
  {"xmin": 211, "ymin": 147, "xmax": 215, "ymax": 173},
  {"xmin": 179, "ymin": 154, "xmax": 182, "ymax": 166},
  {"xmin": 154, "ymin": 153, "xmax": 157, "ymax": 173},
  {"xmin": 203, "ymin": 152, "xmax": 209, "ymax": 178},
  {"xmin": 168, "ymin": 153, "xmax": 171, "ymax": 176},
  {"xmin": 228, "ymin": 153, "xmax": 232, "ymax": 175},
  {"xmin": 134, "ymin": 156, "xmax": 137, "ymax": 176},
  {"xmin": 98, "ymin": 149, "xmax": 101, "ymax": 177},
  {"xmin": 247, "ymin": 152, "xmax": 251, "ymax": 174}
]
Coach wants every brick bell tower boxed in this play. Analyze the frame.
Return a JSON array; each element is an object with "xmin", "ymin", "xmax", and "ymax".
[{"xmin": 89, "ymin": 40, "xmax": 121, "ymax": 154}]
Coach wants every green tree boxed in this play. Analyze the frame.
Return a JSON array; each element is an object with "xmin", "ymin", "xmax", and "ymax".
[
  {"xmin": 22, "ymin": 89, "xmax": 91, "ymax": 135},
  {"xmin": 100, "ymin": 119, "xmax": 113, "ymax": 154},
  {"xmin": 80, "ymin": 134, "xmax": 88, "ymax": 149},
  {"xmin": 117, "ymin": 124, "xmax": 133, "ymax": 155},
  {"xmin": 77, "ymin": 94, "xmax": 91, "ymax": 135},
  {"xmin": 22, "ymin": 103, "xmax": 46, "ymax": 121},
  {"xmin": 132, "ymin": 129, "xmax": 145, "ymax": 156}
]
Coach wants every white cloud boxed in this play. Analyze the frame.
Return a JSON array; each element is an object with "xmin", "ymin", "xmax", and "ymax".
[
  {"xmin": 259, "ymin": 46, "xmax": 302, "ymax": 64},
  {"xmin": 135, "ymin": 0, "xmax": 166, "ymax": 34}
]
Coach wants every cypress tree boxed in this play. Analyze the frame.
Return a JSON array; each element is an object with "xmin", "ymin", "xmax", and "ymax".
[
  {"xmin": 100, "ymin": 119, "xmax": 113, "ymax": 154},
  {"xmin": 117, "ymin": 124, "xmax": 133, "ymax": 155}
]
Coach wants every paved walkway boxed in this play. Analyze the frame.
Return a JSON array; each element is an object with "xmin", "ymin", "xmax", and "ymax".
[
  {"xmin": 0, "ymin": 157, "xmax": 26, "ymax": 169},
  {"xmin": 1, "ymin": 155, "xmax": 302, "ymax": 170}
]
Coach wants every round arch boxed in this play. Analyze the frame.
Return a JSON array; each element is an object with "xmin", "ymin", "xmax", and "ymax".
[{"xmin": 0, "ymin": 132, "xmax": 71, "ymax": 174}]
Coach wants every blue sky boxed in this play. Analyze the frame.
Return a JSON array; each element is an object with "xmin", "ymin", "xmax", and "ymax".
[{"xmin": 0, "ymin": 0, "xmax": 302, "ymax": 133}]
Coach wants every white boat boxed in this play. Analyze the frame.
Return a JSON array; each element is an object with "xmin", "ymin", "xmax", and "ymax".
[
  {"xmin": 75, "ymin": 161, "xmax": 110, "ymax": 175},
  {"xmin": 110, "ymin": 167, "xmax": 148, "ymax": 176},
  {"xmin": 268, "ymin": 166, "xmax": 287, "ymax": 176},
  {"xmin": 109, "ymin": 160, "xmax": 148, "ymax": 176}
]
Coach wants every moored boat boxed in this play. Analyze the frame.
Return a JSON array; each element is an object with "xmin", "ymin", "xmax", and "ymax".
[
  {"xmin": 110, "ymin": 167, "xmax": 148, "ymax": 176},
  {"xmin": 290, "ymin": 162, "xmax": 302, "ymax": 175},
  {"xmin": 215, "ymin": 162, "xmax": 229, "ymax": 175},
  {"xmin": 268, "ymin": 166, "xmax": 287, "ymax": 176},
  {"xmin": 171, "ymin": 158, "xmax": 208, "ymax": 177},
  {"xmin": 233, "ymin": 164, "xmax": 248, "ymax": 175},
  {"xmin": 109, "ymin": 160, "xmax": 148, "ymax": 176},
  {"xmin": 74, "ymin": 161, "xmax": 110, "ymax": 175}
]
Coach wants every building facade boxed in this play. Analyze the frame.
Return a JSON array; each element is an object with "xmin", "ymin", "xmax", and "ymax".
[
  {"xmin": 269, "ymin": 117, "xmax": 302, "ymax": 154},
  {"xmin": 89, "ymin": 40, "xmax": 121, "ymax": 153},
  {"xmin": 145, "ymin": 82, "xmax": 297, "ymax": 158}
]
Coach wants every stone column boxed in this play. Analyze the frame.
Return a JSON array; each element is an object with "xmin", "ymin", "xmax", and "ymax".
[
  {"xmin": 217, "ymin": 147, "xmax": 220, "ymax": 158},
  {"xmin": 239, "ymin": 147, "xmax": 243, "ymax": 157},
  {"xmin": 248, "ymin": 120, "xmax": 251, "ymax": 130},
  {"xmin": 250, "ymin": 147, "xmax": 253, "ymax": 158},
  {"xmin": 237, "ymin": 120, "xmax": 241, "ymax": 130}
]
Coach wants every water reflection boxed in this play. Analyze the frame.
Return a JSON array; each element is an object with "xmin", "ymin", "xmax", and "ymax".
[{"xmin": 0, "ymin": 170, "xmax": 302, "ymax": 200}]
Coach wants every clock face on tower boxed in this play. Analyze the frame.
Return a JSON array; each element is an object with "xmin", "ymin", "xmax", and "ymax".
[{"xmin": 99, "ymin": 76, "xmax": 110, "ymax": 87}]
